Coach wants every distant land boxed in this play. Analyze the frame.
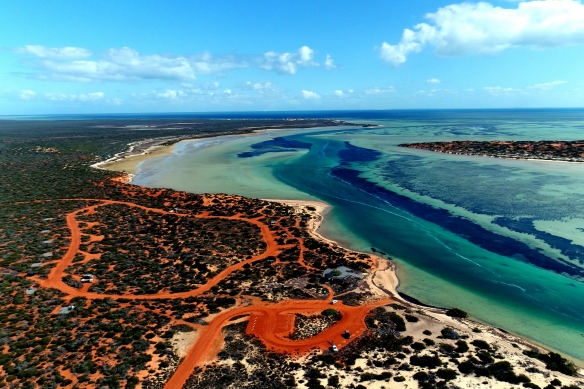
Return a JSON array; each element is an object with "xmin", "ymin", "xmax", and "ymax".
[{"xmin": 399, "ymin": 140, "xmax": 584, "ymax": 162}]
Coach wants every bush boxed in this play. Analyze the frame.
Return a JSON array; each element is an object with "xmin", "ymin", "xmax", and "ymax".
[
  {"xmin": 405, "ymin": 314, "xmax": 419, "ymax": 323},
  {"xmin": 523, "ymin": 352, "xmax": 578, "ymax": 376},
  {"xmin": 328, "ymin": 376, "xmax": 340, "ymax": 387},
  {"xmin": 436, "ymin": 368, "xmax": 458, "ymax": 381},
  {"xmin": 441, "ymin": 327, "xmax": 460, "ymax": 339},
  {"xmin": 410, "ymin": 354, "xmax": 443, "ymax": 368},
  {"xmin": 394, "ymin": 376, "xmax": 406, "ymax": 382},
  {"xmin": 455, "ymin": 340, "xmax": 469, "ymax": 353},
  {"xmin": 524, "ymin": 382, "xmax": 541, "ymax": 389},
  {"xmin": 446, "ymin": 308, "xmax": 468, "ymax": 318},
  {"xmin": 322, "ymin": 309, "xmax": 339, "ymax": 317},
  {"xmin": 458, "ymin": 360, "xmax": 475, "ymax": 374},
  {"xmin": 423, "ymin": 338, "xmax": 435, "ymax": 346},
  {"xmin": 411, "ymin": 342, "xmax": 426, "ymax": 351},
  {"xmin": 439, "ymin": 343, "xmax": 455, "ymax": 353},
  {"xmin": 471, "ymin": 340, "xmax": 491, "ymax": 350},
  {"xmin": 413, "ymin": 371, "xmax": 429, "ymax": 381},
  {"xmin": 389, "ymin": 313, "xmax": 406, "ymax": 331},
  {"xmin": 477, "ymin": 350, "xmax": 494, "ymax": 364}
]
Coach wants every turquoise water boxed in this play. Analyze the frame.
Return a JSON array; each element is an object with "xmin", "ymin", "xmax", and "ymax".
[{"xmin": 133, "ymin": 110, "xmax": 584, "ymax": 362}]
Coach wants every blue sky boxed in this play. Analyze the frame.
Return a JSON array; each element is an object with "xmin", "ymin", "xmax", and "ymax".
[{"xmin": 2, "ymin": 0, "xmax": 584, "ymax": 114}]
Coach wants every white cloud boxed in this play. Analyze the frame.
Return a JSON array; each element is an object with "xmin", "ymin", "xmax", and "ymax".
[
  {"xmin": 427, "ymin": 78, "xmax": 441, "ymax": 84},
  {"xmin": 41, "ymin": 47, "xmax": 199, "ymax": 82},
  {"xmin": 334, "ymin": 90, "xmax": 344, "ymax": 96},
  {"xmin": 157, "ymin": 90, "xmax": 186, "ymax": 99},
  {"xmin": 18, "ymin": 90, "xmax": 36, "ymax": 100},
  {"xmin": 416, "ymin": 88, "xmax": 444, "ymax": 96},
  {"xmin": 528, "ymin": 80, "xmax": 566, "ymax": 90},
  {"xmin": 325, "ymin": 54, "xmax": 337, "ymax": 69},
  {"xmin": 18, "ymin": 45, "xmax": 331, "ymax": 82},
  {"xmin": 348, "ymin": 89, "xmax": 354, "ymax": 93},
  {"xmin": 365, "ymin": 86, "xmax": 396, "ymax": 94},
  {"xmin": 261, "ymin": 46, "xmax": 319, "ymax": 74},
  {"xmin": 20, "ymin": 46, "xmax": 247, "ymax": 82},
  {"xmin": 298, "ymin": 46, "xmax": 315, "ymax": 64},
  {"xmin": 242, "ymin": 81, "xmax": 274, "ymax": 91},
  {"xmin": 484, "ymin": 86, "xmax": 520, "ymax": 95},
  {"xmin": 302, "ymin": 90, "xmax": 320, "ymax": 99},
  {"xmin": 45, "ymin": 92, "xmax": 104, "ymax": 102},
  {"xmin": 483, "ymin": 81, "xmax": 566, "ymax": 95},
  {"xmin": 380, "ymin": 0, "xmax": 584, "ymax": 66},
  {"xmin": 17, "ymin": 45, "xmax": 92, "ymax": 59},
  {"xmin": 107, "ymin": 97, "xmax": 122, "ymax": 106},
  {"xmin": 224, "ymin": 89, "xmax": 232, "ymax": 94}
]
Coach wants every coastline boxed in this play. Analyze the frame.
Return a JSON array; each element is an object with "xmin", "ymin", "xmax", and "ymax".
[
  {"xmin": 92, "ymin": 122, "xmax": 360, "ymax": 178},
  {"xmin": 269, "ymin": 197, "xmax": 584, "ymax": 381},
  {"xmin": 92, "ymin": 137, "xmax": 181, "ymax": 175},
  {"xmin": 99, "ymin": 143, "xmax": 178, "ymax": 174},
  {"xmin": 97, "ymin": 131, "xmax": 584, "ymax": 374}
]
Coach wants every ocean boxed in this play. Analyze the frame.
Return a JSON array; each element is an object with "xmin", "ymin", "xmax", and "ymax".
[{"xmin": 108, "ymin": 109, "xmax": 584, "ymax": 361}]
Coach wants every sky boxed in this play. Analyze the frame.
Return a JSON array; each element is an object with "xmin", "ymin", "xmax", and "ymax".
[{"xmin": 2, "ymin": 0, "xmax": 584, "ymax": 114}]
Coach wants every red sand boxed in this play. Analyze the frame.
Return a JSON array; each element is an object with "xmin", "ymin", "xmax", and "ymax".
[{"xmin": 31, "ymin": 199, "xmax": 390, "ymax": 389}]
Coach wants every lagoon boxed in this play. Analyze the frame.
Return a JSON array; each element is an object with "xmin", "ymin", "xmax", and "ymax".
[{"xmin": 133, "ymin": 110, "xmax": 584, "ymax": 362}]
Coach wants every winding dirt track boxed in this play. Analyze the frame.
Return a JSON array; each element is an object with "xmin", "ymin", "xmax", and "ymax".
[{"xmin": 33, "ymin": 199, "xmax": 390, "ymax": 389}]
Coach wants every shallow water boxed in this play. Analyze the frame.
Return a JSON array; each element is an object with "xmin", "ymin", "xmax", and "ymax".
[{"xmin": 133, "ymin": 110, "xmax": 584, "ymax": 361}]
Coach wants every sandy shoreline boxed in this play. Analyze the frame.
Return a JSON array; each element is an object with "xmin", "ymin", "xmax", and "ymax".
[
  {"xmin": 266, "ymin": 198, "xmax": 584, "ymax": 373},
  {"xmin": 92, "ymin": 124, "xmax": 351, "ymax": 178},
  {"xmin": 93, "ymin": 122, "xmax": 365, "ymax": 180},
  {"xmin": 99, "ymin": 143, "xmax": 178, "ymax": 174},
  {"xmin": 97, "ymin": 131, "xmax": 584, "ymax": 374}
]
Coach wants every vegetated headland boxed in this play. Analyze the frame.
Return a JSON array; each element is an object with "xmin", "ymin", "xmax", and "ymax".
[
  {"xmin": 0, "ymin": 118, "xmax": 582, "ymax": 389},
  {"xmin": 399, "ymin": 140, "xmax": 584, "ymax": 162}
]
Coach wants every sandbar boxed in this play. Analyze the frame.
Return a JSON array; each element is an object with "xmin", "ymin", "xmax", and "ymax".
[{"xmin": 97, "ymin": 143, "xmax": 178, "ymax": 174}]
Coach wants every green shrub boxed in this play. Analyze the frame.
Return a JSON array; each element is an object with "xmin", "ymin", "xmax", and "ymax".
[
  {"xmin": 458, "ymin": 360, "xmax": 474, "ymax": 374},
  {"xmin": 413, "ymin": 371, "xmax": 429, "ymax": 381},
  {"xmin": 423, "ymin": 338, "xmax": 435, "ymax": 346},
  {"xmin": 389, "ymin": 313, "xmax": 406, "ymax": 331},
  {"xmin": 441, "ymin": 327, "xmax": 460, "ymax": 339},
  {"xmin": 321, "ymin": 309, "xmax": 339, "ymax": 317},
  {"xmin": 446, "ymin": 308, "xmax": 468, "ymax": 318},
  {"xmin": 522, "ymin": 352, "xmax": 578, "ymax": 376},
  {"xmin": 410, "ymin": 354, "xmax": 443, "ymax": 368},
  {"xmin": 455, "ymin": 340, "xmax": 469, "ymax": 353},
  {"xmin": 471, "ymin": 339, "xmax": 491, "ymax": 350},
  {"xmin": 436, "ymin": 368, "xmax": 458, "ymax": 381}
]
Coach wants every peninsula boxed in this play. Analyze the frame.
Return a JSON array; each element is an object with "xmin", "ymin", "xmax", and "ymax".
[{"xmin": 399, "ymin": 140, "xmax": 584, "ymax": 162}]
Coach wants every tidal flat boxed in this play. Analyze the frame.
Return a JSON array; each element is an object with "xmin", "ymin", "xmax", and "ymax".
[{"xmin": 131, "ymin": 110, "xmax": 584, "ymax": 362}]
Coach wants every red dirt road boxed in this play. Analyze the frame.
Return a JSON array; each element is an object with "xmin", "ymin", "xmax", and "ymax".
[
  {"xmin": 31, "ymin": 199, "xmax": 391, "ymax": 389},
  {"xmin": 162, "ymin": 298, "xmax": 389, "ymax": 389}
]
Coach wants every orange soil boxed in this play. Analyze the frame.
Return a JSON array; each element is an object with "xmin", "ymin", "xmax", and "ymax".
[{"xmin": 31, "ymin": 198, "xmax": 390, "ymax": 389}]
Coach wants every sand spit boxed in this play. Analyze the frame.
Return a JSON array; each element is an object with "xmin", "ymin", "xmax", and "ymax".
[{"xmin": 91, "ymin": 137, "xmax": 181, "ymax": 174}]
